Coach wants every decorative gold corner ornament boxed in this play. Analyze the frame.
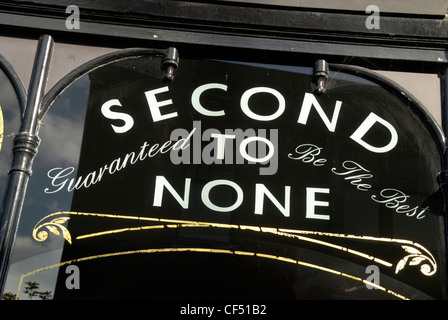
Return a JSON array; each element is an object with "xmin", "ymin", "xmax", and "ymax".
[
  {"xmin": 33, "ymin": 215, "xmax": 71, "ymax": 244},
  {"xmin": 397, "ymin": 245, "xmax": 435, "ymax": 276}
]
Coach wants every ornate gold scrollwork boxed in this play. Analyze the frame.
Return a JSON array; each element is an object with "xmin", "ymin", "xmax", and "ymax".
[
  {"xmin": 396, "ymin": 245, "xmax": 437, "ymax": 276},
  {"xmin": 32, "ymin": 211, "xmax": 438, "ymax": 277},
  {"xmin": 32, "ymin": 214, "xmax": 71, "ymax": 244}
]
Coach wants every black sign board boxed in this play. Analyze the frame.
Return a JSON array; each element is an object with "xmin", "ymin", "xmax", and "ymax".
[{"xmin": 28, "ymin": 55, "xmax": 446, "ymax": 299}]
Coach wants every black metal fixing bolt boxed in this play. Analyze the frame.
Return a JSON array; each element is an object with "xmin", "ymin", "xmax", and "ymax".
[
  {"xmin": 161, "ymin": 47, "xmax": 179, "ymax": 82},
  {"xmin": 314, "ymin": 59, "xmax": 329, "ymax": 94}
]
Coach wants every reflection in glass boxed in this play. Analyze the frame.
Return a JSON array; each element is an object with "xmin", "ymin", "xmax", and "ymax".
[
  {"xmin": 3, "ymin": 75, "xmax": 90, "ymax": 299},
  {"xmin": 0, "ymin": 68, "xmax": 22, "ymax": 204}
]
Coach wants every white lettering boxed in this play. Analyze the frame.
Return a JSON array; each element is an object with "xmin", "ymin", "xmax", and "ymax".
[
  {"xmin": 254, "ymin": 184, "xmax": 290, "ymax": 217},
  {"xmin": 331, "ymin": 160, "xmax": 372, "ymax": 191},
  {"xmin": 45, "ymin": 167, "xmax": 76, "ymax": 194},
  {"xmin": 240, "ymin": 87, "xmax": 285, "ymax": 121},
  {"xmin": 201, "ymin": 180, "xmax": 244, "ymax": 212},
  {"xmin": 350, "ymin": 112, "xmax": 398, "ymax": 153},
  {"xmin": 101, "ymin": 99, "xmax": 135, "ymax": 134},
  {"xmin": 371, "ymin": 188, "xmax": 428, "ymax": 219},
  {"xmin": 288, "ymin": 143, "xmax": 327, "ymax": 166},
  {"xmin": 180, "ymin": 304, "xmax": 214, "ymax": 317},
  {"xmin": 191, "ymin": 83, "xmax": 227, "ymax": 116},
  {"xmin": 145, "ymin": 86, "xmax": 178, "ymax": 122},
  {"xmin": 306, "ymin": 187, "xmax": 330, "ymax": 220},
  {"xmin": 298, "ymin": 93, "xmax": 342, "ymax": 132},
  {"xmin": 153, "ymin": 175, "xmax": 191, "ymax": 208},
  {"xmin": 210, "ymin": 133, "xmax": 236, "ymax": 160},
  {"xmin": 239, "ymin": 136, "xmax": 275, "ymax": 164}
]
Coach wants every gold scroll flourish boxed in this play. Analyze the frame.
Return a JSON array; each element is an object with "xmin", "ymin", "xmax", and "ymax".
[
  {"xmin": 16, "ymin": 247, "xmax": 409, "ymax": 300},
  {"xmin": 32, "ymin": 211, "xmax": 438, "ymax": 277},
  {"xmin": 32, "ymin": 215, "xmax": 71, "ymax": 244}
]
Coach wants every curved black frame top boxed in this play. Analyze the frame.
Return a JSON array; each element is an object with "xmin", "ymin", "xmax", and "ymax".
[
  {"xmin": 0, "ymin": 53, "xmax": 27, "ymax": 115},
  {"xmin": 39, "ymin": 48, "xmax": 167, "ymax": 120},
  {"xmin": 329, "ymin": 63, "xmax": 446, "ymax": 159},
  {"xmin": 40, "ymin": 48, "xmax": 447, "ymax": 160}
]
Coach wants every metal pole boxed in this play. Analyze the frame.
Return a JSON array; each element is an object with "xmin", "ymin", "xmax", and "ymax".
[
  {"xmin": 0, "ymin": 35, "xmax": 53, "ymax": 296},
  {"xmin": 443, "ymin": 68, "xmax": 448, "ymax": 178},
  {"xmin": 442, "ymin": 67, "xmax": 448, "ymax": 298}
]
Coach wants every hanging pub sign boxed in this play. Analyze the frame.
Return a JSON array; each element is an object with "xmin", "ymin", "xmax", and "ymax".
[{"xmin": 17, "ymin": 53, "xmax": 446, "ymax": 300}]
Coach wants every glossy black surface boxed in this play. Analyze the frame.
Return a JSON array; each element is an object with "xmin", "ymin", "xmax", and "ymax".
[{"xmin": 4, "ymin": 56, "xmax": 446, "ymax": 299}]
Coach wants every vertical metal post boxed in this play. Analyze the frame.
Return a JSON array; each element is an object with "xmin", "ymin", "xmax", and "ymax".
[
  {"xmin": 442, "ymin": 67, "xmax": 448, "ymax": 297},
  {"xmin": 0, "ymin": 35, "xmax": 53, "ymax": 295},
  {"xmin": 443, "ymin": 68, "xmax": 448, "ymax": 179}
]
